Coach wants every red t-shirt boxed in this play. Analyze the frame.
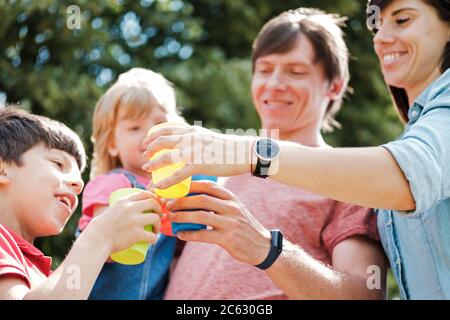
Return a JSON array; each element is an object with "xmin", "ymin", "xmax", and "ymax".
[{"xmin": 0, "ymin": 224, "xmax": 52, "ymax": 288}]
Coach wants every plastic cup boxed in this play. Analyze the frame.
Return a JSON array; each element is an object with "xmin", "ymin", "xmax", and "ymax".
[
  {"xmin": 171, "ymin": 174, "xmax": 218, "ymax": 235},
  {"xmin": 108, "ymin": 188, "xmax": 154, "ymax": 265},
  {"xmin": 148, "ymin": 122, "xmax": 192, "ymax": 199}
]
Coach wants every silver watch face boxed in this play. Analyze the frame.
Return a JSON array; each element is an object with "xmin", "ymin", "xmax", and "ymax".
[{"xmin": 256, "ymin": 138, "xmax": 280, "ymax": 161}]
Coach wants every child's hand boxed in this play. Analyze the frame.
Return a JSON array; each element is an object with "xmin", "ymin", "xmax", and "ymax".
[{"xmin": 93, "ymin": 190, "xmax": 162, "ymax": 255}]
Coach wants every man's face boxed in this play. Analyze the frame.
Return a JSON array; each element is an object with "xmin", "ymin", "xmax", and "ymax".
[
  {"xmin": 1, "ymin": 144, "xmax": 84, "ymax": 240},
  {"xmin": 252, "ymin": 34, "xmax": 335, "ymax": 138}
]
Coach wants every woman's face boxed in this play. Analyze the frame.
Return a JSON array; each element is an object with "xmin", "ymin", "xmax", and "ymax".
[{"xmin": 373, "ymin": 0, "xmax": 450, "ymax": 95}]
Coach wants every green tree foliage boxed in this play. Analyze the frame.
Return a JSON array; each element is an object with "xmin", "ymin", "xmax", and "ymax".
[{"xmin": 1, "ymin": 0, "xmax": 402, "ymax": 298}]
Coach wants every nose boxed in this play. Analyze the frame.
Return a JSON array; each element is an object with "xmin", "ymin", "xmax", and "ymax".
[
  {"xmin": 373, "ymin": 23, "xmax": 395, "ymax": 47},
  {"xmin": 66, "ymin": 175, "xmax": 84, "ymax": 195},
  {"xmin": 265, "ymin": 68, "xmax": 288, "ymax": 91}
]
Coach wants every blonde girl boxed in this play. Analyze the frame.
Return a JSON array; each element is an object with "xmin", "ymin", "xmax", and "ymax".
[{"xmin": 78, "ymin": 68, "xmax": 184, "ymax": 300}]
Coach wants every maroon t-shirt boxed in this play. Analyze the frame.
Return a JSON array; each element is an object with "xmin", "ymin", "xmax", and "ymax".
[{"xmin": 164, "ymin": 174, "xmax": 379, "ymax": 300}]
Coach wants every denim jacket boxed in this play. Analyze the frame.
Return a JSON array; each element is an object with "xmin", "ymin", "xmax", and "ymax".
[{"xmin": 377, "ymin": 69, "xmax": 450, "ymax": 299}]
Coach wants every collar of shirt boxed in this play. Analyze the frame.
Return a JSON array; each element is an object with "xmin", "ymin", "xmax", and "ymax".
[
  {"xmin": 407, "ymin": 69, "xmax": 450, "ymax": 123},
  {"xmin": 2, "ymin": 226, "xmax": 52, "ymax": 276}
]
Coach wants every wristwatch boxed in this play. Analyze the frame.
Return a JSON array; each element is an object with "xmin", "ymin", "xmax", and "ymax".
[
  {"xmin": 251, "ymin": 138, "xmax": 280, "ymax": 178},
  {"xmin": 255, "ymin": 229, "xmax": 284, "ymax": 270}
]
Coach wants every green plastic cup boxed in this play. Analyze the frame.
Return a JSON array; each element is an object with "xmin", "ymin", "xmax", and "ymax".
[{"xmin": 108, "ymin": 188, "xmax": 154, "ymax": 265}]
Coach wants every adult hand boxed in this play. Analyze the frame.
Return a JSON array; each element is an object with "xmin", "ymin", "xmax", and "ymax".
[
  {"xmin": 163, "ymin": 180, "xmax": 271, "ymax": 266},
  {"xmin": 142, "ymin": 125, "xmax": 255, "ymax": 190}
]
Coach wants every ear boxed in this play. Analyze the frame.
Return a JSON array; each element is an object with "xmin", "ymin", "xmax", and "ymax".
[
  {"xmin": 107, "ymin": 140, "xmax": 119, "ymax": 158},
  {"xmin": 0, "ymin": 161, "xmax": 11, "ymax": 186},
  {"xmin": 326, "ymin": 78, "xmax": 345, "ymax": 101}
]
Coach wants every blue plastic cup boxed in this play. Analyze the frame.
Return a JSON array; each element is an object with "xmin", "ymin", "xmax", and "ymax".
[{"xmin": 171, "ymin": 174, "xmax": 218, "ymax": 235}]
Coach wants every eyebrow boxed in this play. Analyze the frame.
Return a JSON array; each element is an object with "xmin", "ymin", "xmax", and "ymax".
[
  {"xmin": 256, "ymin": 60, "xmax": 311, "ymax": 68},
  {"xmin": 391, "ymin": 7, "xmax": 418, "ymax": 16}
]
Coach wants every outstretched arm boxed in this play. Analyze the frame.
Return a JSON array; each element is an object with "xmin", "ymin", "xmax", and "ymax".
[
  {"xmin": 143, "ymin": 126, "xmax": 414, "ymax": 211},
  {"xmin": 273, "ymin": 142, "xmax": 414, "ymax": 211}
]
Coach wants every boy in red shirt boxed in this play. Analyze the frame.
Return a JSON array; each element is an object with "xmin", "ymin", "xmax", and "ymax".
[{"xmin": 0, "ymin": 106, "xmax": 161, "ymax": 299}]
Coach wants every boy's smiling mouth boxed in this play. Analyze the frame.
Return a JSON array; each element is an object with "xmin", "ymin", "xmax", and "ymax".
[{"xmin": 55, "ymin": 193, "xmax": 76, "ymax": 212}]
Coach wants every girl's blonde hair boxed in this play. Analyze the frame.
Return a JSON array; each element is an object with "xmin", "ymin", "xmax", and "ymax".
[{"xmin": 90, "ymin": 68, "xmax": 185, "ymax": 179}]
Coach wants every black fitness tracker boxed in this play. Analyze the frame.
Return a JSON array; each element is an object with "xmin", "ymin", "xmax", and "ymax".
[{"xmin": 255, "ymin": 229, "xmax": 284, "ymax": 270}]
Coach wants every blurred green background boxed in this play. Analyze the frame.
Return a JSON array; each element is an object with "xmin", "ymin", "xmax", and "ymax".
[{"xmin": 1, "ymin": 0, "xmax": 403, "ymax": 299}]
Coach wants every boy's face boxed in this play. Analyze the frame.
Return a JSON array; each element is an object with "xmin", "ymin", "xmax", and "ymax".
[{"xmin": 0, "ymin": 144, "xmax": 84, "ymax": 240}]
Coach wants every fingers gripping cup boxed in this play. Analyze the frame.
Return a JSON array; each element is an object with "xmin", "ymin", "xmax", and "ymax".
[
  {"xmin": 171, "ymin": 174, "xmax": 218, "ymax": 235},
  {"xmin": 148, "ymin": 122, "xmax": 192, "ymax": 199},
  {"xmin": 109, "ymin": 188, "xmax": 154, "ymax": 265},
  {"xmin": 148, "ymin": 123, "xmax": 216, "ymax": 235}
]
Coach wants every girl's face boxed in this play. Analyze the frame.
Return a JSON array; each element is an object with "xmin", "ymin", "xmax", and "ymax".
[
  {"xmin": 373, "ymin": 0, "xmax": 450, "ymax": 99},
  {"xmin": 109, "ymin": 106, "xmax": 167, "ymax": 177}
]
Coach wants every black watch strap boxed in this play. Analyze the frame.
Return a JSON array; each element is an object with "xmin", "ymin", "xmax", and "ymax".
[
  {"xmin": 252, "ymin": 138, "xmax": 280, "ymax": 179},
  {"xmin": 254, "ymin": 158, "xmax": 271, "ymax": 178},
  {"xmin": 255, "ymin": 229, "xmax": 283, "ymax": 270}
]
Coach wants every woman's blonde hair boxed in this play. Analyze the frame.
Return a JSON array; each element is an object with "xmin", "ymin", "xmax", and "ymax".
[{"xmin": 90, "ymin": 68, "xmax": 185, "ymax": 179}]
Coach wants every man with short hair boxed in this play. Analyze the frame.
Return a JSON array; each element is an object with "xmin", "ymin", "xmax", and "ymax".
[{"xmin": 160, "ymin": 8, "xmax": 387, "ymax": 300}]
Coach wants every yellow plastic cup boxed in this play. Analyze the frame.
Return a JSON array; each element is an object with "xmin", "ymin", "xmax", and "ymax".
[
  {"xmin": 109, "ymin": 188, "xmax": 153, "ymax": 265},
  {"xmin": 148, "ymin": 122, "xmax": 192, "ymax": 199}
]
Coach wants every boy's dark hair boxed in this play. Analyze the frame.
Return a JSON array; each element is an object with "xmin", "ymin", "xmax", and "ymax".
[{"xmin": 0, "ymin": 105, "xmax": 86, "ymax": 171}]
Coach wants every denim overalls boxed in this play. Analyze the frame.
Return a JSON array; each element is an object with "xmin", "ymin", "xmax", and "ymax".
[{"xmin": 83, "ymin": 169, "xmax": 177, "ymax": 300}]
